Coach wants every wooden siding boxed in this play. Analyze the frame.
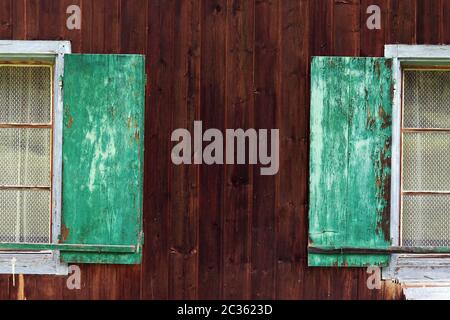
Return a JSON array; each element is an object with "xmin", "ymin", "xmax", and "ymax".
[{"xmin": 1, "ymin": 0, "xmax": 441, "ymax": 300}]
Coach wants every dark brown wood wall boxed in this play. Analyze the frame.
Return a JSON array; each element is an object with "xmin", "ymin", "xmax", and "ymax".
[{"xmin": 0, "ymin": 0, "xmax": 439, "ymax": 300}]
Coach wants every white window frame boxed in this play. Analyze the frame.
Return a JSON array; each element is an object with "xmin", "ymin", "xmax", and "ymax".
[
  {"xmin": 0, "ymin": 41, "xmax": 71, "ymax": 275},
  {"xmin": 383, "ymin": 45, "xmax": 450, "ymax": 286}
]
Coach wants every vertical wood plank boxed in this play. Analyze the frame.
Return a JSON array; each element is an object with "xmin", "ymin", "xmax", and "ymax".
[
  {"xmin": 169, "ymin": 0, "xmax": 201, "ymax": 300},
  {"xmin": 120, "ymin": 0, "xmax": 147, "ymax": 53},
  {"xmin": 198, "ymin": 0, "xmax": 227, "ymax": 300},
  {"xmin": 310, "ymin": 0, "xmax": 333, "ymax": 56},
  {"xmin": 141, "ymin": 0, "xmax": 171, "ymax": 299},
  {"xmin": 333, "ymin": 0, "xmax": 360, "ymax": 56},
  {"xmin": 38, "ymin": 0, "xmax": 60, "ymax": 40},
  {"xmin": 0, "ymin": 275, "xmax": 10, "ymax": 299},
  {"xmin": 24, "ymin": 0, "xmax": 39, "ymax": 40},
  {"xmin": 0, "ymin": 0, "xmax": 12, "ymax": 39},
  {"xmin": 387, "ymin": 0, "xmax": 416, "ymax": 44},
  {"xmin": 80, "ymin": 0, "xmax": 93, "ymax": 52},
  {"xmin": 441, "ymin": 0, "xmax": 450, "ymax": 44},
  {"xmin": 12, "ymin": 0, "xmax": 25, "ymax": 40},
  {"xmin": 90, "ymin": 0, "xmax": 106, "ymax": 53},
  {"xmin": 222, "ymin": 0, "xmax": 254, "ymax": 300},
  {"xmin": 89, "ymin": 0, "xmax": 121, "ymax": 53},
  {"xmin": 275, "ymin": 0, "xmax": 309, "ymax": 300},
  {"xmin": 251, "ymin": 0, "xmax": 279, "ymax": 300},
  {"xmin": 416, "ymin": 0, "xmax": 441, "ymax": 44}
]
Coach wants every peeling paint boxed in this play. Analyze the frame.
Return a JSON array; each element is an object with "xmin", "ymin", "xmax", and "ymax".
[
  {"xmin": 62, "ymin": 54, "xmax": 145, "ymax": 264},
  {"xmin": 309, "ymin": 57, "xmax": 393, "ymax": 267}
]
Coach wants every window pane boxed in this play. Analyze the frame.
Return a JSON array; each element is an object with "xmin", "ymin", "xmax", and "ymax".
[
  {"xmin": 0, "ymin": 189, "xmax": 50, "ymax": 243},
  {"xmin": 403, "ymin": 132, "xmax": 450, "ymax": 191},
  {"xmin": 0, "ymin": 128, "xmax": 51, "ymax": 186},
  {"xmin": 404, "ymin": 70, "xmax": 450, "ymax": 129},
  {"xmin": 403, "ymin": 194, "xmax": 450, "ymax": 247},
  {"xmin": 0, "ymin": 66, "xmax": 51, "ymax": 124}
]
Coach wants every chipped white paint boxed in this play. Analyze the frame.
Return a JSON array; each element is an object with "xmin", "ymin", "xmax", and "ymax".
[
  {"xmin": 386, "ymin": 44, "xmax": 450, "ymax": 59},
  {"xmin": 86, "ymin": 117, "xmax": 118, "ymax": 192},
  {"xmin": 0, "ymin": 252, "xmax": 67, "ymax": 275},
  {"xmin": 0, "ymin": 40, "xmax": 71, "ymax": 55},
  {"xmin": 403, "ymin": 284, "xmax": 450, "ymax": 300}
]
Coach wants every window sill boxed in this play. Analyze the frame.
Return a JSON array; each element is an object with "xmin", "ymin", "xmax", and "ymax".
[
  {"xmin": 383, "ymin": 253, "xmax": 450, "ymax": 283},
  {"xmin": 0, "ymin": 251, "xmax": 68, "ymax": 275},
  {"xmin": 402, "ymin": 284, "xmax": 450, "ymax": 300}
]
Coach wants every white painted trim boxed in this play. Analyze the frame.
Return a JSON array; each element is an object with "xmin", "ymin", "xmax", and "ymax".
[
  {"xmin": 0, "ymin": 252, "xmax": 67, "ymax": 275},
  {"xmin": 384, "ymin": 44, "xmax": 450, "ymax": 286},
  {"xmin": 0, "ymin": 41, "xmax": 71, "ymax": 275},
  {"xmin": 385, "ymin": 44, "xmax": 450, "ymax": 59},
  {"xmin": 0, "ymin": 41, "xmax": 71, "ymax": 55},
  {"xmin": 383, "ymin": 254, "xmax": 450, "ymax": 283},
  {"xmin": 403, "ymin": 285, "xmax": 450, "ymax": 300},
  {"xmin": 390, "ymin": 57, "xmax": 401, "ymax": 247}
]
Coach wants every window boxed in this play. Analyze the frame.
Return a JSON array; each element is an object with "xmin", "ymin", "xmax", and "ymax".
[
  {"xmin": 384, "ymin": 46, "xmax": 450, "ymax": 284},
  {"xmin": 0, "ymin": 41, "xmax": 145, "ymax": 275},
  {"xmin": 401, "ymin": 68, "xmax": 450, "ymax": 247},
  {"xmin": 308, "ymin": 45, "xmax": 450, "ymax": 287},
  {"xmin": 0, "ymin": 64, "xmax": 53, "ymax": 244}
]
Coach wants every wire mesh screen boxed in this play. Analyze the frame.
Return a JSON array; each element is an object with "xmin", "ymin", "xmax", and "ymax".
[
  {"xmin": 403, "ymin": 132, "xmax": 450, "ymax": 191},
  {"xmin": 404, "ymin": 70, "xmax": 450, "ymax": 128},
  {"xmin": 402, "ymin": 69, "xmax": 450, "ymax": 247},
  {"xmin": 0, "ymin": 190, "xmax": 50, "ymax": 243},
  {"xmin": 0, "ymin": 66, "xmax": 51, "ymax": 124},
  {"xmin": 0, "ymin": 128, "xmax": 51, "ymax": 186},
  {"xmin": 403, "ymin": 195, "xmax": 450, "ymax": 247},
  {"xmin": 0, "ymin": 65, "xmax": 52, "ymax": 244}
]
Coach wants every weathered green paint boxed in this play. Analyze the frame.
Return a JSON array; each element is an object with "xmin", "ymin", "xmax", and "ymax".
[
  {"xmin": 0, "ymin": 243, "xmax": 136, "ymax": 253},
  {"xmin": 61, "ymin": 54, "xmax": 145, "ymax": 264},
  {"xmin": 309, "ymin": 57, "xmax": 393, "ymax": 267},
  {"xmin": 309, "ymin": 245, "xmax": 450, "ymax": 255}
]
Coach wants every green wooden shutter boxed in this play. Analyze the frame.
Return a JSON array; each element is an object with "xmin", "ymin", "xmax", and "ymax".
[
  {"xmin": 309, "ymin": 57, "xmax": 393, "ymax": 267},
  {"xmin": 61, "ymin": 54, "xmax": 145, "ymax": 264}
]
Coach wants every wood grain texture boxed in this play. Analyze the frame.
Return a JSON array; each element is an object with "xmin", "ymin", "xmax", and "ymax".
[
  {"xmin": 169, "ymin": 0, "xmax": 200, "ymax": 300},
  {"xmin": 0, "ymin": 0, "xmax": 415, "ymax": 299},
  {"xmin": 309, "ymin": 57, "xmax": 393, "ymax": 267},
  {"xmin": 416, "ymin": 0, "xmax": 442, "ymax": 44},
  {"xmin": 275, "ymin": 0, "xmax": 308, "ymax": 299},
  {"xmin": 198, "ymin": 0, "xmax": 227, "ymax": 300},
  {"xmin": 62, "ymin": 54, "xmax": 145, "ymax": 264},
  {"xmin": 251, "ymin": 0, "xmax": 278, "ymax": 300},
  {"xmin": 387, "ymin": 0, "xmax": 416, "ymax": 44},
  {"xmin": 222, "ymin": 0, "xmax": 254, "ymax": 300}
]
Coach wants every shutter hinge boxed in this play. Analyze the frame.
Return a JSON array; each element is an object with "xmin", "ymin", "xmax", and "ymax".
[{"xmin": 59, "ymin": 76, "xmax": 63, "ymax": 89}]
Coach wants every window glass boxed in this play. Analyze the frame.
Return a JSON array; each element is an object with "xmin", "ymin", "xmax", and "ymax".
[{"xmin": 0, "ymin": 65, "xmax": 52, "ymax": 244}]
